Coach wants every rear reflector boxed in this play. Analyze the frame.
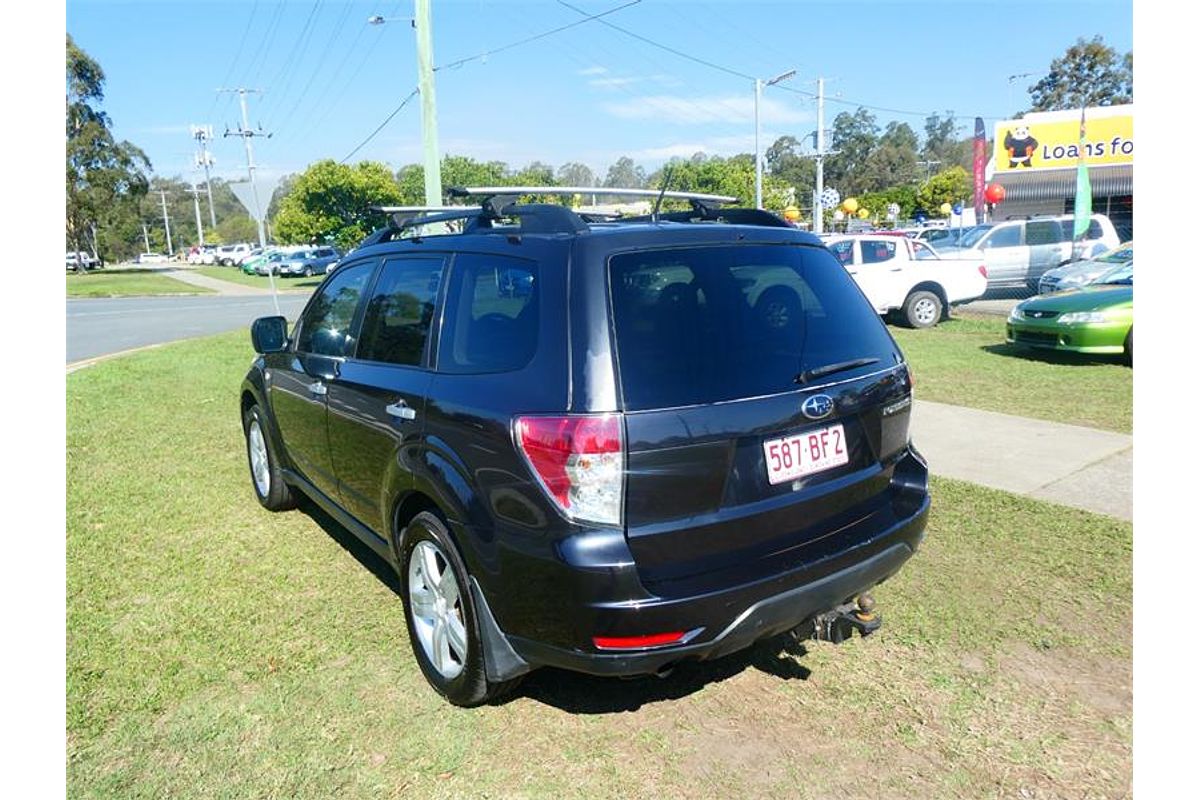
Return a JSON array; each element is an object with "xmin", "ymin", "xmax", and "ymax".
[
  {"xmin": 978, "ymin": 264, "xmax": 988, "ymax": 278},
  {"xmin": 593, "ymin": 631, "xmax": 686, "ymax": 650},
  {"xmin": 515, "ymin": 414, "xmax": 624, "ymax": 526}
]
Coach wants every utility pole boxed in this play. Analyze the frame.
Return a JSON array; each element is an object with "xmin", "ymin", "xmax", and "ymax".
[
  {"xmin": 814, "ymin": 77, "xmax": 826, "ymax": 233},
  {"xmin": 159, "ymin": 189, "xmax": 173, "ymax": 256},
  {"xmin": 189, "ymin": 183, "xmax": 205, "ymax": 246},
  {"xmin": 754, "ymin": 69, "xmax": 796, "ymax": 210},
  {"xmin": 191, "ymin": 125, "xmax": 218, "ymax": 227},
  {"xmin": 142, "ymin": 222, "xmax": 150, "ymax": 254},
  {"xmin": 220, "ymin": 88, "xmax": 271, "ymax": 248},
  {"xmin": 414, "ymin": 0, "xmax": 442, "ymax": 207}
]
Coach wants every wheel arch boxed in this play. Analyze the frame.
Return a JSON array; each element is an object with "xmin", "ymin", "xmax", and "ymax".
[{"xmin": 908, "ymin": 281, "xmax": 950, "ymax": 320}]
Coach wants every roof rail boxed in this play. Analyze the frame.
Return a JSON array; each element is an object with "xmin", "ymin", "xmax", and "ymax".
[{"xmin": 448, "ymin": 186, "xmax": 738, "ymax": 205}]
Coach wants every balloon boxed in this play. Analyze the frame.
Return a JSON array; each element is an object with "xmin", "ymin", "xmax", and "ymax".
[
  {"xmin": 952, "ymin": 203, "xmax": 963, "ymax": 215},
  {"xmin": 833, "ymin": 210, "xmax": 845, "ymax": 221},
  {"xmin": 783, "ymin": 205, "xmax": 800, "ymax": 222},
  {"xmin": 843, "ymin": 197, "xmax": 859, "ymax": 213},
  {"xmin": 939, "ymin": 202, "xmax": 952, "ymax": 216},
  {"xmin": 985, "ymin": 183, "xmax": 1006, "ymax": 203},
  {"xmin": 915, "ymin": 212, "xmax": 927, "ymax": 223},
  {"xmin": 857, "ymin": 208, "xmax": 869, "ymax": 219}
]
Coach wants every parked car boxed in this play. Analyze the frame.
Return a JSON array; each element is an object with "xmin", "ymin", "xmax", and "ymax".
[
  {"xmin": 66, "ymin": 251, "xmax": 98, "ymax": 270},
  {"xmin": 936, "ymin": 213, "xmax": 1119, "ymax": 292},
  {"xmin": 825, "ymin": 234, "xmax": 988, "ymax": 328},
  {"xmin": 216, "ymin": 243, "xmax": 252, "ymax": 266},
  {"xmin": 240, "ymin": 190, "xmax": 929, "ymax": 706},
  {"xmin": 241, "ymin": 248, "xmax": 278, "ymax": 275},
  {"xmin": 1038, "ymin": 242, "xmax": 1133, "ymax": 294},
  {"xmin": 277, "ymin": 247, "xmax": 342, "ymax": 277},
  {"xmin": 915, "ymin": 226, "xmax": 974, "ymax": 249},
  {"xmin": 1007, "ymin": 262, "xmax": 1133, "ymax": 362},
  {"xmin": 137, "ymin": 252, "xmax": 168, "ymax": 264}
]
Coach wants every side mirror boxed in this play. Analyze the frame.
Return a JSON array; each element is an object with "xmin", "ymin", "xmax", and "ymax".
[{"xmin": 251, "ymin": 316, "xmax": 288, "ymax": 354}]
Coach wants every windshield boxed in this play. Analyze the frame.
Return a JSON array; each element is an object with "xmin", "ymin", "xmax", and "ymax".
[
  {"xmin": 958, "ymin": 225, "xmax": 992, "ymax": 248},
  {"xmin": 1095, "ymin": 263, "xmax": 1133, "ymax": 285},
  {"xmin": 1096, "ymin": 244, "xmax": 1134, "ymax": 264},
  {"xmin": 608, "ymin": 244, "xmax": 901, "ymax": 410}
]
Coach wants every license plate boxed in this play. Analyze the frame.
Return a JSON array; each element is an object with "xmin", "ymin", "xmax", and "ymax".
[{"xmin": 762, "ymin": 424, "xmax": 849, "ymax": 485}]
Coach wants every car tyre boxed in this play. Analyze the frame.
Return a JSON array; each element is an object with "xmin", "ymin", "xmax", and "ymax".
[
  {"xmin": 399, "ymin": 511, "xmax": 521, "ymax": 707},
  {"xmin": 1124, "ymin": 328, "xmax": 1133, "ymax": 366},
  {"xmin": 303, "ymin": 265, "xmax": 313, "ymax": 277},
  {"xmin": 902, "ymin": 290, "xmax": 942, "ymax": 329},
  {"xmin": 243, "ymin": 405, "xmax": 296, "ymax": 511}
]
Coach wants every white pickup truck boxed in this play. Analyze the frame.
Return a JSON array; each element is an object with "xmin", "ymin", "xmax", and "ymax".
[{"xmin": 825, "ymin": 234, "xmax": 988, "ymax": 328}]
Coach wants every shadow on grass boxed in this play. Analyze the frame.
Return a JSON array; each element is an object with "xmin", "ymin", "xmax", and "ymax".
[
  {"xmin": 981, "ymin": 342, "xmax": 1129, "ymax": 367},
  {"xmin": 512, "ymin": 636, "xmax": 813, "ymax": 714},
  {"xmin": 295, "ymin": 494, "xmax": 819, "ymax": 712}
]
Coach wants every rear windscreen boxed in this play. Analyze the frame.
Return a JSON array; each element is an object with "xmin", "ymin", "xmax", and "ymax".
[{"xmin": 608, "ymin": 244, "xmax": 902, "ymax": 410}]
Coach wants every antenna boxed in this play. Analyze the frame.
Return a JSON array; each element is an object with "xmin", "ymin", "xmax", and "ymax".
[{"xmin": 652, "ymin": 166, "xmax": 675, "ymax": 222}]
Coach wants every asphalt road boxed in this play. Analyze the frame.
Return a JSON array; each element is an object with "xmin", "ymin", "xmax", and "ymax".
[{"xmin": 66, "ymin": 294, "xmax": 311, "ymax": 364}]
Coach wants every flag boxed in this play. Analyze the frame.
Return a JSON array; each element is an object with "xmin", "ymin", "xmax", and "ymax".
[
  {"xmin": 1072, "ymin": 108, "xmax": 1092, "ymax": 240},
  {"xmin": 972, "ymin": 117, "xmax": 986, "ymax": 221}
]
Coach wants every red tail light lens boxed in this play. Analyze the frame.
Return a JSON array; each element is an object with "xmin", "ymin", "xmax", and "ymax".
[
  {"xmin": 593, "ymin": 631, "xmax": 686, "ymax": 650},
  {"xmin": 515, "ymin": 414, "xmax": 624, "ymax": 526}
]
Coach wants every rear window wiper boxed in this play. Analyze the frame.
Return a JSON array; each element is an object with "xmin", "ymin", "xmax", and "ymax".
[{"xmin": 794, "ymin": 357, "xmax": 880, "ymax": 385}]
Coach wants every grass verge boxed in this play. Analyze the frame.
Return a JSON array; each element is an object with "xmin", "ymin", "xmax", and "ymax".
[
  {"xmin": 67, "ymin": 330, "xmax": 1131, "ymax": 798},
  {"xmin": 194, "ymin": 266, "xmax": 322, "ymax": 291},
  {"xmin": 891, "ymin": 313, "xmax": 1132, "ymax": 432},
  {"xmin": 66, "ymin": 269, "xmax": 212, "ymax": 298}
]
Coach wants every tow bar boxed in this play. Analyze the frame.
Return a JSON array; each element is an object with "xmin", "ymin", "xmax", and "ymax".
[{"xmin": 806, "ymin": 593, "xmax": 882, "ymax": 644}]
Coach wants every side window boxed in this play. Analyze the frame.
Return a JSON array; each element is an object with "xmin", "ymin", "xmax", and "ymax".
[
  {"xmin": 912, "ymin": 241, "xmax": 938, "ymax": 260},
  {"xmin": 1026, "ymin": 221, "xmax": 1063, "ymax": 246},
  {"xmin": 356, "ymin": 257, "xmax": 445, "ymax": 367},
  {"xmin": 295, "ymin": 261, "xmax": 375, "ymax": 357},
  {"xmin": 439, "ymin": 253, "xmax": 539, "ymax": 374},
  {"xmin": 1086, "ymin": 219, "xmax": 1104, "ymax": 240},
  {"xmin": 828, "ymin": 240, "xmax": 855, "ymax": 265},
  {"xmin": 985, "ymin": 225, "xmax": 1021, "ymax": 248},
  {"xmin": 860, "ymin": 240, "xmax": 896, "ymax": 264}
]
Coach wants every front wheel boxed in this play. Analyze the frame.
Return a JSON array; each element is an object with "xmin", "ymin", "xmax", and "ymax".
[
  {"xmin": 902, "ymin": 290, "xmax": 943, "ymax": 329},
  {"xmin": 1124, "ymin": 328, "xmax": 1133, "ymax": 366},
  {"xmin": 303, "ymin": 266, "xmax": 313, "ymax": 277},
  {"xmin": 400, "ymin": 512, "xmax": 520, "ymax": 707},
  {"xmin": 243, "ymin": 405, "xmax": 296, "ymax": 511}
]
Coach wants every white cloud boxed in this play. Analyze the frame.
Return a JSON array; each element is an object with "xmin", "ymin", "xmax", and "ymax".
[
  {"xmin": 577, "ymin": 66, "xmax": 608, "ymax": 76},
  {"xmin": 589, "ymin": 76, "xmax": 643, "ymax": 88},
  {"xmin": 604, "ymin": 94, "xmax": 809, "ymax": 125},
  {"xmin": 629, "ymin": 134, "xmax": 761, "ymax": 162}
]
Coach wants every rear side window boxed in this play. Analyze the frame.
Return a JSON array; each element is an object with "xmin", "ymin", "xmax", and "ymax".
[
  {"xmin": 609, "ymin": 244, "xmax": 900, "ymax": 410},
  {"xmin": 438, "ymin": 253, "xmax": 539, "ymax": 374},
  {"xmin": 356, "ymin": 257, "xmax": 444, "ymax": 367},
  {"xmin": 861, "ymin": 240, "xmax": 896, "ymax": 263},
  {"xmin": 827, "ymin": 240, "xmax": 854, "ymax": 265},
  {"xmin": 295, "ymin": 261, "xmax": 375, "ymax": 357},
  {"xmin": 1026, "ymin": 220, "xmax": 1063, "ymax": 245},
  {"xmin": 985, "ymin": 225, "xmax": 1021, "ymax": 248}
]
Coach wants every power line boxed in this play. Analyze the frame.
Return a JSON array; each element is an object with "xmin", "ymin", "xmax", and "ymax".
[
  {"xmin": 204, "ymin": 0, "xmax": 264, "ymax": 124},
  {"xmin": 435, "ymin": 0, "xmax": 643, "ymax": 73},
  {"xmin": 340, "ymin": 88, "xmax": 419, "ymax": 164},
  {"xmin": 257, "ymin": 1, "xmax": 327, "ymax": 122},
  {"xmin": 268, "ymin": 0, "xmax": 359, "ymax": 132}
]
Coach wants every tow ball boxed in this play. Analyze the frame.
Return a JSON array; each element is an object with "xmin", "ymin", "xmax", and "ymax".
[{"xmin": 807, "ymin": 593, "xmax": 882, "ymax": 644}]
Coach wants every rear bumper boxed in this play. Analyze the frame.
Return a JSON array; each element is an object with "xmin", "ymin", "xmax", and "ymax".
[
  {"xmin": 483, "ymin": 451, "xmax": 929, "ymax": 678},
  {"xmin": 507, "ymin": 521, "xmax": 923, "ymax": 677}
]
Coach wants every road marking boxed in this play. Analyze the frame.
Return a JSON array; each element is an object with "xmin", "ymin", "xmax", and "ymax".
[{"xmin": 67, "ymin": 342, "xmax": 172, "ymax": 373}]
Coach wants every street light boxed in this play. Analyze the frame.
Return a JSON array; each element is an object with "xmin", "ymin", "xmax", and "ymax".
[
  {"xmin": 755, "ymin": 69, "xmax": 797, "ymax": 209},
  {"xmin": 370, "ymin": 4, "xmax": 440, "ymax": 210}
]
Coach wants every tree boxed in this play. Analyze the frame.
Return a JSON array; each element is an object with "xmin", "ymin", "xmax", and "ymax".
[
  {"xmin": 826, "ymin": 108, "xmax": 880, "ymax": 197},
  {"xmin": 647, "ymin": 154, "xmax": 791, "ymax": 212},
  {"xmin": 556, "ymin": 162, "xmax": 596, "ymax": 189},
  {"xmin": 274, "ymin": 160, "xmax": 403, "ymax": 250},
  {"xmin": 765, "ymin": 135, "xmax": 815, "ymax": 196},
  {"xmin": 916, "ymin": 166, "xmax": 971, "ymax": 218},
  {"xmin": 1027, "ymin": 36, "xmax": 1133, "ymax": 112},
  {"xmin": 603, "ymin": 156, "xmax": 646, "ymax": 189},
  {"xmin": 66, "ymin": 35, "xmax": 151, "ymax": 267},
  {"xmin": 861, "ymin": 122, "xmax": 920, "ymax": 193}
]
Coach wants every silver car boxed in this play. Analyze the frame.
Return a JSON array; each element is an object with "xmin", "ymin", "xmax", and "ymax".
[{"xmin": 1037, "ymin": 242, "xmax": 1133, "ymax": 294}]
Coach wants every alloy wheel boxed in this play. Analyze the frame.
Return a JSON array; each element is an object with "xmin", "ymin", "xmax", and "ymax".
[{"xmin": 408, "ymin": 540, "xmax": 468, "ymax": 680}]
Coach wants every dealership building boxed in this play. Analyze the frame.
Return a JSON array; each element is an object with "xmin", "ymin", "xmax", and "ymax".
[{"xmin": 990, "ymin": 104, "xmax": 1133, "ymax": 241}]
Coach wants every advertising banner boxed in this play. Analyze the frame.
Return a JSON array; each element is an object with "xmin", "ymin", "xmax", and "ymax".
[
  {"xmin": 993, "ymin": 108, "xmax": 1133, "ymax": 173},
  {"xmin": 973, "ymin": 117, "xmax": 986, "ymax": 219}
]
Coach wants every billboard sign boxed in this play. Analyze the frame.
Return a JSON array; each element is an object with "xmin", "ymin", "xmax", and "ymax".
[{"xmin": 993, "ymin": 107, "xmax": 1133, "ymax": 173}]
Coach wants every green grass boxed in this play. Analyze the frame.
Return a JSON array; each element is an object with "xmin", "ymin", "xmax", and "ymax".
[
  {"xmin": 67, "ymin": 331, "xmax": 1131, "ymax": 798},
  {"xmin": 66, "ymin": 269, "xmax": 212, "ymax": 298},
  {"xmin": 892, "ymin": 313, "xmax": 1133, "ymax": 433},
  {"xmin": 194, "ymin": 265, "xmax": 322, "ymax": 291}
]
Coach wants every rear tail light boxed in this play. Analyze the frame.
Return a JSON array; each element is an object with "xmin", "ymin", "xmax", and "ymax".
[
  {"xmin": 978, "ymin": 264, "xmax": 989, "ymax": 278},
  {"xmin": 515, "ymin": 414, "xmax": 624, "ymax": 526}
]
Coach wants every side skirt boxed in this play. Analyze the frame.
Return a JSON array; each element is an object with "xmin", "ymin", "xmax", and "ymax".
[{"xmin": 281, "ymin": 468, "xmax": 395, "ymax": 566}]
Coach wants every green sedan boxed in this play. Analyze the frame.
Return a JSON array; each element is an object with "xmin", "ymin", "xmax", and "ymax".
[{"xmin": 1006, "ymin": 263, "xmax": 1133, "ymax": 362}]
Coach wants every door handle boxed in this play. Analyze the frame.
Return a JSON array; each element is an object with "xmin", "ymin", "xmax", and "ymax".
[
  {"xmin": 386, "ymin": 400, "xmax": 418, "ymax": 421},
  {"xmin": 307, "ymin": 381, "xmax": 327, "ymax": 396}
]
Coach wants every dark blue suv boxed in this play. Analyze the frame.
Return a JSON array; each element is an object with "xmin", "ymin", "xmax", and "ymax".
[{"xmin": 240, "ymin": 190, "xmax": 929, "ymax": 706}]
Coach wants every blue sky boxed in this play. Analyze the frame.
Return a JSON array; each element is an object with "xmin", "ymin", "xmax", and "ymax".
[{"xmin": 66, "ymin": 0, "xmax": 1133, "ymax": 183}]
